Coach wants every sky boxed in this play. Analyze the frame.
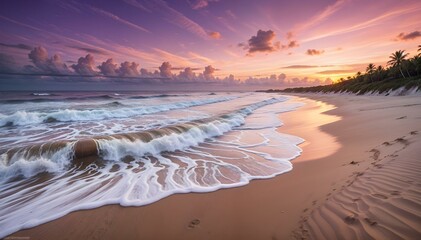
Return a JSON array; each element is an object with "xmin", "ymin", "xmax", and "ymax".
[{"xmin": 0, "ymin": 0, "xmax": 420, "ymax": 91}]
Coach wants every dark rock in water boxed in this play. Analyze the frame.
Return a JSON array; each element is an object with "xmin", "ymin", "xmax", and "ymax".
[
  {"xmin": 208, "ymin": 92, "xmax": 216, "ymax": 95},
  {"xmin": 44, "ymin": 117, "xmax": 58, "ymax": 123},
  {"xmin": 3, "ymin": 121, "xmax": 14, "ymax": 127},
  {"xmin": 105, "ymin": 101, "xmax": 123, "ymax": 107}
]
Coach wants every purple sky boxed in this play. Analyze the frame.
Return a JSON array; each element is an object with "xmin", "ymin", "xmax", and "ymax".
[{"xmin": 0, "ymin": 0, "xmax": 420, "ymax": 90}]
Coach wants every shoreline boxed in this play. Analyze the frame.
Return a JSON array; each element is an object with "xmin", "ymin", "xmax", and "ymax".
[{"xmin": 8, "ymin": 94, "xmax": 421, "ymax": 240}]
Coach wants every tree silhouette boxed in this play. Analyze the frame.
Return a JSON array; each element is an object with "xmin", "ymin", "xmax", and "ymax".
[
  {"xmin": 376, "ymin": 65, "xmax": 385, "ymax": 81},
  {"xmin": 366, "ymin": 63, "xmax": 375, "ymax": 82},
  {"xmin": 387, "ymin": 50, "xmax": 408, "ymax": 79}
]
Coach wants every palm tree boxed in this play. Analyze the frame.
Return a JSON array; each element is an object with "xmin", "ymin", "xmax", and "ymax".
[
  {"xmin": 376, "ymin": 65, "xmax": 384, "ymax": 81},
  {"xmin": 387, "ymin": 50, "xmax": 409, "ymax": 79},
  {"xmin": 366, "ymin": 63, "xmax": 375, "ymax": 81},
  {"xmin": 411, "ymin": 55, "xmax": 421, "ymax": 76},
  {"xmin": 418, "ymin": 45, "xmax": 421, "ymax": 52}
]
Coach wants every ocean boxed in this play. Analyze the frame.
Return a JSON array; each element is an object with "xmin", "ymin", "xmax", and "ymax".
[{"xmin": 0, "ymin": 91, "xmax": 304, "ymax": 237}]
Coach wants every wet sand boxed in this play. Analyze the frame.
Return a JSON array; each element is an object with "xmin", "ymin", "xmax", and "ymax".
[{"xmin": 8, "ymin": 94, "xmax": 421, "ymax": 240}]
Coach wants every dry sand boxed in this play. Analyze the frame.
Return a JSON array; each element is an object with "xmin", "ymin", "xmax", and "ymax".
[{"xmin": 8, "ymin": 94, "xmax": 421, "ymax": 240}]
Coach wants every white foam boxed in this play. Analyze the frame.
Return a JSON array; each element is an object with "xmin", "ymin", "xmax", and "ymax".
[{"xmin": 0, "ymin": 143, "xmax": 75, "ymax": 180}]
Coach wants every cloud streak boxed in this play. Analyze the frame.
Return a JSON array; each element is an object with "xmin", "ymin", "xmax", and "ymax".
[
  {"xmin": 144, "ymin": 0, "xmax": 210, "ymax": 39},
  {"xmin": 90, "ymin": 6, "xmax": 150, "ymax": 33},
  {"xmin": 0, "ymin": 43, "xmax": 32, "ymax": 50},
  {"xmin": 396, "ymin": 31, "xmax": 421, "ymax": 41},
  {"xmin": 302, "ymin": 5, "xmax": 421, "ymax": 42},
  {"xmin": 294, "ymin": 0, "xmax": 348, "ymax": 33}
]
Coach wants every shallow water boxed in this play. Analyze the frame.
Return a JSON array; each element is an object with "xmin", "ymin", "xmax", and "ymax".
[{"xmin": 0, "ymin": 91, "xmax": 304, "ymax": 237}]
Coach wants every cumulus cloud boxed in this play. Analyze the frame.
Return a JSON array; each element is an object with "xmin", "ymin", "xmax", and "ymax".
[
  {"xmin": 396, "ymin": 31, "xmax": 421, "ymax": 41},
  {"xmin": 208, "ymin": 31, "xmax": 222, "ymax": 39},
  {"xmin": 306, "ymin": 49, "xmax": 325, "ymax": 56},
  {"xmin": 159, "ymin": 61, "xmax": 172, "ymax": 78},
  {"xmin": 245, "ymin": 30, "xmax": 280, "ymax": 54},
  {"xmin": 71, "ymin": 54, "xmax": 97, "ymax": 75},
  {"xmin": 28, "ymin": 46, "xmax": 70, "ymax": 74},
  {"xmin": 98, "ymin": 58, "xmax": 118, "ymax": 76},
  {"xmin": 178, "ymin": 67, "xmax": 196, "ymax": 81},
  {"xmin": 118, "ymin": 61, "xmax": 140, "ymax": 77},
  {"xmin": 243, "ymin": 74, "xmax": 286, "ymax": 85},
  {"xmin": 287, "ymin": 40, "xmax": 299, "ymax": 48},
  {"xmin": 203, "ymin": 65, "xmax": 216, "ymax": 80}
]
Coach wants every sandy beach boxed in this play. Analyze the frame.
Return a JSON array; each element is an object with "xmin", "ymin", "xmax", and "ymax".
[{"xmin": 8, "ymin": 94, "xmax": 421, "ymax": 240}]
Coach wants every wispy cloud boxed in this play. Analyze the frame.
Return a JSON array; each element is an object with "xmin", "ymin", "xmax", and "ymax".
[
  {"xmin": 188, "ymin": 52, "xmax": 214, "ymax": 64},
  {"xmin": 294, "ymin": 0, "xmax": 348, "ymax": 33},
  {"xmin": 68, "ymin": 45, "xmax": 109, "ymax": 55},
  {"xmin": 302, "ymin": 5, "xmax": 421, "ymax": 42},
  {"xmin": 0, "ymin": 43, "xmax": 32, "ymax": 50},
  {"xmin": 90, "ymin": 6, "xmax": 150, "ymax": 33},
  {"xmin": 123, "ymin": 0, "xmax": 151, "ymax": 13},
  {"xmin": 190, "ymin": 0, "xmax": 219, "ymax": 10},
  {"xmin": 153, "ymin": 48, "xmax": 196, "ymax": 66},
  {"xmin": 395, "ymin": 31, "xmax": 421, "ymax": 41},
  {"xmin": 282, "ymin": 65, "xmax": 333, "ymax": 69},
  {"xmin": 155, "ymin": 0, "xmax": 208, "ymax": 39},
  {"xmin": 317, "ymin": 69, "xmax": 353, "ymax": 74}
]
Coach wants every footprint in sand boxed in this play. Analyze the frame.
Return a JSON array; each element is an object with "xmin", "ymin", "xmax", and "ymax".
[
  {"xmin": 372, "ymin": 163, "xmax": 383, "ymax": 169},
  {"xmin": 395, "ymin": 137, "xmax": 409, "ymax": 146},
  {"xmin": 372, "ymin": 193, "xmax": 388, "ymax": 199},
  {"xmin": 410, "ymin": 131, "xmax": 418, "ymax": 135},
  {"xmin": 188, "ymin": 219, "xmax": 201, "ymax": 229},
  {"xmin": 390, "ymin": 191, "xmax": 401, "ymax": 196},
  {"xmin": 364, "ymin": 218, "xmax": 378, "ymax": 226},
  {"xmin": 369, "ymin": 149, "xmax": 380, "ymax": 161},
  {"xmin": 344, "ymin": 215, "xmax": 357, "ymax": 224}
]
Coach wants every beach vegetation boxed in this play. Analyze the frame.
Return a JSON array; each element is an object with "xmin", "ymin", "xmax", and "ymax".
[{"xmin": 278, "ymin": 46, "xmax": 421, "ymax": 94}]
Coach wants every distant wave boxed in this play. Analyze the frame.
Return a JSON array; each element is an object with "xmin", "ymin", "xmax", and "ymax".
[
  {"xmin": 0, "ymin": 94, "xmax": 116, "ymax": 104},
  {"xmin": 128, "ymin": 94, "xmax": 186, "ymax": 99},
  {"xmin": 31, "ymin": 93, "xmax": 54, "ymax": 96},
  {"xmin": 0, "ymin": 96, "xmax": 237, "ymax": 127},
  {"xmin": 1, "ymin": 94, "xmax": 187, "ymax": 104}
]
